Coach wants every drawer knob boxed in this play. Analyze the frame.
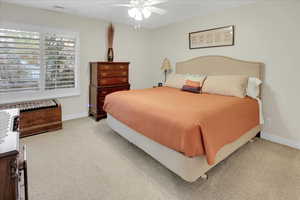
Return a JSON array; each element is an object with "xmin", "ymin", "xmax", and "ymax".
[{"xmin": 120, "ymin": 65, "xmax": 124, "ymax": 69}]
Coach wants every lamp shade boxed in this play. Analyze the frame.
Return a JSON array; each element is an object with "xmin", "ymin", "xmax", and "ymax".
[{"xmin": 161, "ymin": 58, "xmax": 172, "ymax": 71}]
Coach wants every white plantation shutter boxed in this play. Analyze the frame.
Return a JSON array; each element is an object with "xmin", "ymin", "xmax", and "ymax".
[
  {"xmin": 0, "ymin": 24, "xmax": 79, "ymax": 104},
  {"xmin": 0, "ymin": 28, "xmax": 41, "ymax": 93},
  {"xmin": 44, "ymin": 33, "xmax": 76, "ymax": 90}
]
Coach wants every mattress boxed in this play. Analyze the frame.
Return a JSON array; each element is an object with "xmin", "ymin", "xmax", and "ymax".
[
  {"xmin": 107, "ymin": 114, "xmax": 261, "ymax": 182},
  {"xmin": 103, "ymin": 87, "xmax": 259, "ymax": 165}
]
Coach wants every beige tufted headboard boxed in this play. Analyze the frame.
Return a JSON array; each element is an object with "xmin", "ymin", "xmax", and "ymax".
[{"xmin": 176, "ymin": 56, "xmax": 264, "ymax": 80}]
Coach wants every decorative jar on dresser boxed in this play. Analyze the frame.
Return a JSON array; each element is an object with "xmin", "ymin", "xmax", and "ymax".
[{"xmin": 89, "ymin": 62, "xmax": 130, "ymax": 121}]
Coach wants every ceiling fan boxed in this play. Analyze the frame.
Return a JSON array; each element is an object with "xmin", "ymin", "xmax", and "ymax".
[{"xmin": 114, "ymin": 0, "xmax": 168, "ymax": 21}]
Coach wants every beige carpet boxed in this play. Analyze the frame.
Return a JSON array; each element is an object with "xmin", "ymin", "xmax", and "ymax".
[{"xmin": 21, "ymin": 118, "xmax": 300, "ymax": 200}]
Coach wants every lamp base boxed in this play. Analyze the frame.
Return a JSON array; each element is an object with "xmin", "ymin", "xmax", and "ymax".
[{"xmin": 164, "ymin": 70, "xmax": 167, "ymax": 83}]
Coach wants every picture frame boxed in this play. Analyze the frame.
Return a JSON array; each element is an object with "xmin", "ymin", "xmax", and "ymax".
[{"xmin": 189, "ymin": 25, "xmax": 235, "ymax": 49}]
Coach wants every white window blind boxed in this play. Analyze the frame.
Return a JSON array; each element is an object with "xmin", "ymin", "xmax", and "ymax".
[
  {"xmin": 44, "ymin": 33, "xmax": 76, "ymax": 90},
  {"xmin": 0, "ymin": 28, "xmax": 41, "ymax": 93},
  {"xmin": 0, "ymin": 24, "xmax": 79, "ymax": 104}
]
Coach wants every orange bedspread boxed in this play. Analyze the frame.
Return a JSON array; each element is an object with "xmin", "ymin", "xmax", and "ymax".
[{"xmin": 103, "ymin": 87, "xmax": 259, "ymax": 165}]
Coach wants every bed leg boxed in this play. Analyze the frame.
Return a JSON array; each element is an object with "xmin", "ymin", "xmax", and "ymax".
[
  {"xmin": 256, "ymin": 132, "xmax": 261, "ymax": 138},
  {"xmin": 250, "ymin": 132, "xmax": 261, "ymax": 143},
  {"xmin": 200, "ymin": 174, "xmax": 208, "ymax": 180}
]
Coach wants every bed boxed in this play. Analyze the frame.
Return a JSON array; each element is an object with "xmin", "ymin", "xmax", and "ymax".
[{"xmin": 104, "ymin": 56, "xmax": 264, "ymax": 182}]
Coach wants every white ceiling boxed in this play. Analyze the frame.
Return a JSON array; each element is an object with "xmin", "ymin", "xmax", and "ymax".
[{"xmin": 0, "ymin": 0, "xmax": 257, "ymax": 29}]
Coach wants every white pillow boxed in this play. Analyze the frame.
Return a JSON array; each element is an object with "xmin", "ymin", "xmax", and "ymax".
[
  {"xmin": 247, "ymin": 77, "xmax": 262, "ymax": 99},
  {"xmin": 165, "ymin": 73, "xmax": 206, "ymax": 89},
  {"xmin": 184, "ymin": 74, "xmax": 207, "ymax": 87},
  {"xmin": 246, "ymin": 77, "xmax": 264, "ymax": 124},
  {"xmin": 165, "ymin": 74, "xmax": 186, "ymax": 89},
  {"xmin": 202, "ymin": 75, "xmax": 248, "ymax": 98},
  {"xmin": 184, "ymin": 73, "xmax": 206, "ymax": 82}
]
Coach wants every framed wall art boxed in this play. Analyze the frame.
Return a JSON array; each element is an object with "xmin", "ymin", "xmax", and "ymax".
[{"xmin": 189, "ymin": 25, "xmax": 235, "ymax": 49}]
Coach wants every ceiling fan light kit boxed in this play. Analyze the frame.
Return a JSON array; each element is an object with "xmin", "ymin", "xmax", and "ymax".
[
  {"xmin": 123, "ymin": 0, "xmax": 167, "ymax": 21},
  {"xmin": 142, "ymin": 7, "xmax": 152, "ymax": 18},
  {"xmin": 128, "ymin": 7, "xmax": 151, "ymax": 21},
  {"xmin": 128, "ymin": 8, "xmax": 138, "ymax": 18}
]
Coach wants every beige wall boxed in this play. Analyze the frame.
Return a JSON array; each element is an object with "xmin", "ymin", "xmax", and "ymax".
[
  {"xmin": 150, "ymin": 0, "xmax": 300, "ymax": 146},
  {"xmin": 1, "ymin": 1, "xmax": 300, "ymax": 148},
  {"xmin": 0, "ymin": 3, "xmax": 153, "ymax": 120}
]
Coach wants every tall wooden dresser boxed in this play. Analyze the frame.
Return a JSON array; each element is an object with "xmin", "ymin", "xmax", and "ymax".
[{"xmin": 89, "ymin": 62, "xmax": 130, "ymax": 121}]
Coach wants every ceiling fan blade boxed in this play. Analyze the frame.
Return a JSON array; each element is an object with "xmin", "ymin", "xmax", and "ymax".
[
  {"xmin": 111, "ymin": 4, "xmax": 132, "ymax": 7},
  {"xmin": 148, "ymin": 6, "xmax": 167, "ymax": 15},
  {"xmin": 145, "ymin": 0, "xmax": 168, "ymax": 6}
]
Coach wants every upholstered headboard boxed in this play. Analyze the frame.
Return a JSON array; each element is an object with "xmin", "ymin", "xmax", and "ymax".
[{"xmin": 176, "ymin": 56, "xmax": 263, "ymax": 80}]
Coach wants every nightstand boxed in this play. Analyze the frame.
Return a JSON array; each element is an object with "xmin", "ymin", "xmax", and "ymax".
[{"xmin": 153, "ymin": 83, "xmax": 163, "ymax": 88}]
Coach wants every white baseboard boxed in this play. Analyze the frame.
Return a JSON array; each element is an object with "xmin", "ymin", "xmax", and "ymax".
[
  {"xmin": 62, "ymin": 112, "xmax": 88, "ymax": 121},
  {"xmin": 261, "ymin": 132, "xmax": 300, "ymax": 150}
]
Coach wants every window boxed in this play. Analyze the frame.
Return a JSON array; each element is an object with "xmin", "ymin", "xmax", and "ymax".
[
  {"xmin": 44, "ymin": 33, "xmax": 76, "ymax": 90},
  {"xmin": 0, "ymin": 24, "xmax": 79, "ymax": 104},
  {"xmin": 0, "ymin": 29, "xmax": 41, "ymax": 93}
]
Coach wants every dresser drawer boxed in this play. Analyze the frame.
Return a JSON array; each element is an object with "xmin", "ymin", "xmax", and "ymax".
[
  {"xmin": 99, "ymin": 64, "xmax": 128, "ymax": 71},
  {"xmin": 98, "ymin": 77, "xmax": 128, "ymax": 86},
  {"xmin": 98, "ymin": 85, "xmax": 130, "ymax": 96},
  {"xmin": 99, "ymin": 70, "xmax": 128, "ymax": 78}
]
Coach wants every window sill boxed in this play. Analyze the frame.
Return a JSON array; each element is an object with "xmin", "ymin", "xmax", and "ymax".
[{"xmin": 0, "ymin": 89, "xmax": 80, "ymax": 105}]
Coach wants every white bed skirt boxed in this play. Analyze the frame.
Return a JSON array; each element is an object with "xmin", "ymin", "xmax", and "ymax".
[{"xmin": 106, "ymin": 114, "xmax": 261, "ymax": 182}]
